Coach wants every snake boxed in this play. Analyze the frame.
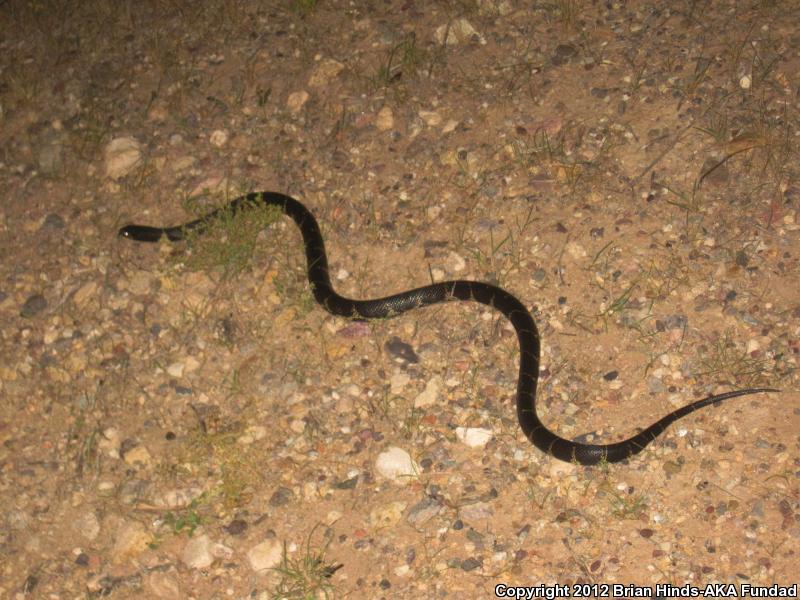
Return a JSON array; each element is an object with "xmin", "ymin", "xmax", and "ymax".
[{"xmin": 119, "ymin": 191, "xmax": 778, "ymax": 465}]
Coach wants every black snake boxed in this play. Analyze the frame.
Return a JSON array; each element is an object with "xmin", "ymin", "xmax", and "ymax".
[{"xmin": 119, "ymin": 191, "xmax": 777, "ymax": 465}]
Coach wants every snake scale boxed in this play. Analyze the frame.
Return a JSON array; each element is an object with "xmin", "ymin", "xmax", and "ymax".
[{"xmin": 119, "ymin": 191, "xmax": 777, "ymax": 465}]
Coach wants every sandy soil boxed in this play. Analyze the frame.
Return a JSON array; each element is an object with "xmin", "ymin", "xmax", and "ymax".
[{"xmin": 1, "ymin": 1, "xmax": 798, "ymax": 598}]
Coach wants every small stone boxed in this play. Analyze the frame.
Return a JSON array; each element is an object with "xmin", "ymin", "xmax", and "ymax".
[
  {"xmin": 390, "ymin": 371, "xmax": 410, "ymax": 394},
  {"xmin": 209, "ymin": 129, "xmax": 229, "ymax": 147},
  {"xmin": 110, "ymin": 521, "xmax": 150, "ymax": 564},
  {"xmin": 41, "ymin": 213, "xmax": 65, "ymax": 230},
  {"xmin": 73, "ymin": 281, "xmax": 97, "ymax": 308},
  {"xmin": 105, "ymin": 137, "xmax": 143, "ymax": 180},
  {"xmin": 445, "ymin": 251, "xmax": 466, "ymax": 273},
  {"xmin": 442, "ymin": 119, "xmax": 458, "ymax": 134},
  {"xmin": 434, "ymin": 18, "xmax": 484, "ymax": 45},
  {"xmin": 38, "ymin": 135, "xmax": 63, "ymax": 175},
  {"xmin": 167, "ymin": 362, "xmax": 184, "ymax": 378},
  {"xmin": 376, "ymin": 106, "xmax": 394, "ymax": 131},
  {"xmin": 370, "ymin": 501, "xmax": 407, "ymax": 527},
  {"xmin": 224, "ymin": 519, "xmax": 248, "ymax": 535},
  {"xmin": 127, "ymin": 270, "xmax": 154, "ymax": 295},
  {"xmin": 158, "ymin": 487, "xmax": 204, "ymax": 509},
  {"xmin": 72, "ymin": 511, "xmax": 101, "ymax": 541},
  {"xmin": 406, "ymin": 496, "xmax": 442, "ymax": 526},
  {"xmin": 566, "ymin": 241, "xmax": 587, "ymax": 259},
  {"xmin": 419, "ymin": 110, "xmax": 442, "ymax": 127},
  {"xmin": 287, "ymin": 91, "xmax": 310, "ymax": 113},
  {"xmin": 269, "ymin": 486, "xmax": 295, "ymax": 507},
  {"xmin": 413, "ymin": 377, "xmax": 440, "ymax": 408},
  {"xmin": 20, "ymin": 294, "xmax": 47, "ymax": 318},
  {"xmin": 182, "ymin": 534, "xmax": 214, "ymax": 569},
  {"xmin": 308, "ymin": 58, "xmax": 344, "ymax": 87},
  {"xmin": 247, "ymin": 538, "xmax": 283, "ymax": 572},
  {"xmin": 144, "ymin": 571, "xmax": 182, "ymax": 599},
  {"xmin": 375, "ymin": 447, "xmax": 419, "ymax": 483},
  {"xmin": 455, "ymin": 427, "xmax": 493, "ymax": 448},
  {"xmin": 385, "ymin": 337, "xmax": 419, "ymax": 363},
  {"xmin": 123, "ymin": 445, "xmax": 153, "ymax": 468},
  {"xmin": 461, "ymin": 557, "xmax": 482, "ymax": 571}
]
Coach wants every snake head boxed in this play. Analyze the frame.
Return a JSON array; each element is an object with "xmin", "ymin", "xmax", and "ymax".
[{"xmin": 118, "ymin": 224, "xmax": 165, "ymax": 242}]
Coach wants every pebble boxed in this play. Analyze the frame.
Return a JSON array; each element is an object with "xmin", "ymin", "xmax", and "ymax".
[
  {"xmin": 308, "ymin": 58, "xmax": 344, "ymax": 87},
  {"xmin": 110, "ymin": 521, "xmax": 150, "ymax": 564},
  {"xmin": 247, "ymin": 538, "xmax": 283, "ymax": 572},
  {"xmin": 123, "ymin": 445, "xmax": 153, "ymax": 468},
  {"xmin": 375, "ymin": 447, "xmax": 419, "ymax": 483},
  {"xmin": 390, "ymin": 370, "xmax": 410, "ymax": 393},
  {"xmin": 166, "ymin": 362, "xmax": 185, "ymax": 377},
  {"xmin": 104, "ymin": 137, "xmax": 142, "ymax": 180},
  {"xmin": 445, "ymin": 251, "xmax": 466, "ymax": 273},
  {"xmin": 455, "ymin": 427, "xmax": 493, "ymax": 448},
  {"xmin": 157, "ymin": 487, "xmax": 204, "ymax": 509},
  {"xmin": 434, "ymin": 18, "xmax": 484, "ymax": 45},
  {"xmin": 385, "ymin": 336, "xmax": 419, "ymax": 363},
  {"xmin": 406, "ymin": 496, "xmax": 442, "ymax": 526},
  {"xmin": 413, "ymin": 377, "xmax": 441, "ymax": 408},
  {"xmin": 370, "ymin": 501, "xmax": 407, "ymax": 527},
  {"xmin": 20, "ymin": 293, "xmax": 47, "ymax": 318},
  {"xmin": 209, "ymin": 129, "xmax": 228, "ymax": 147},
  {"xmin": 269, "ymin": 486, "xmax": 295, "ymax": 507},
  {"xmin": 419, "ymin": 110, "xmax": 442, "ymax": 127},
  {"xmin": 287, "ymin": 90, "xmax": 309, "ymax": 113},
  {"xmin": 72, "ymin": 511, "xmax": 101, "ymax": 541},
  {"xmin": 181, "ymin": 533, "xmax": 215, "ymax": 569},
  {"xmin": 144, "ymin": 571, "xmax": 182, "ymax": 599},
  {"xmin": 38, "ymin": 131, "xmax": 64, "ymax": 175},
  {"xmin": 73, "ymin": 281, "xmax": 97, "ymax": 308},
  {"xmin": 376, "ymin": 106, "xmax": 394, "ymax": 131}
]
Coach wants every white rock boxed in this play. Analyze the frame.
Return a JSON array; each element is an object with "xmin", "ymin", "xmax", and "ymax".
[
  {"xmin": 209, "ymin": 129, "xmax": 228, "ymax": 147},
  {"xmin": 455, "ymin": 427, "xmax": 493, "ymax": 448},
  {"xmin": 182, "ymin": 534, "xmax": 214, "ymax": 569},
  {"xmin": 446, "ymin": 251, "xmax": 466, "ymax": 273},
  {"xmin": 413, "ymin": 377, "xmax": 440, "ymax": 408},
  {"xmin": 167, "ymin": 362, "xmax": 184, "ymax": 377},
  {"xmin": 247, "ymin": 538, "xmax": 283, "ymax": 572},
  {"xmin": 375, "ymin": 447, "xmax": 419, "ymax": 483},
  {"xmin": 565, "ymin": 241, "xmax": 587, "ymax": 259},
  {"xmin": 105, "ymin": 137, "xmax": 142, "ymax": 180}
]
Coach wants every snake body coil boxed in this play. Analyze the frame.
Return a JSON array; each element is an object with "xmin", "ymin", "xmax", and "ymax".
[{"xmin": 119, "ymin": 192, "xmax": 776, "ymax": 465}]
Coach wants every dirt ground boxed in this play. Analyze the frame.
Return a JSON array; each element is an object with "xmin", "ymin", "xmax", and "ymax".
[{"xmin": 1, "ymin": 1, "xmax": 799, "ymax": 598}]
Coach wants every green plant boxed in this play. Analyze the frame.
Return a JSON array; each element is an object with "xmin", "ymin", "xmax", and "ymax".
[
  {"xmin": 178, "ymin": 195, "xmax": 282, "ymax": 276},
  {"xmin": 272, "ymin": 526, "xmax": 342, "ymax": 600},
  {"xmin": 372, "ymin": 32, "xmax": 425, "ymax": 90}
]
